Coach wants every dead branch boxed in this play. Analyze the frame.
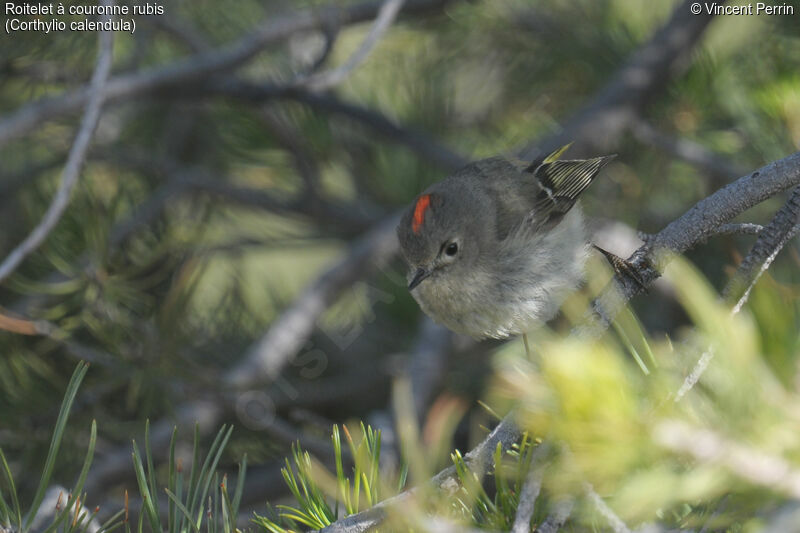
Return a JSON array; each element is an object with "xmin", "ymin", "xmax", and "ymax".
[
  {"xmin": 725, "ymin": 186, "xmax": 800, "ymax": 312},
  {"xmin": 0, "ymin": 11, "xmax": 114, "ymax": 284},
  {"xmin": 0, "ymin": 0, "xmax": 457, "ymax": 147},
  {"xmin": 224, "ymin": 213, "xmax": 401, "ymax": 389},
  {"xmin": 298, "ymin": 0, "xmax": 406, "ymax": 92}
]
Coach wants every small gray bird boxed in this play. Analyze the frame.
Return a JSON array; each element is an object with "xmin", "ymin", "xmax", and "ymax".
[{"xmin": 396, "ymin": 145, "xmax": 617, "ymax": 340}]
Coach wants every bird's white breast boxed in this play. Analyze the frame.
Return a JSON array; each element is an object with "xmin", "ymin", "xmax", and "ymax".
[{"xmin": 411, "ymin": 209, "xmax": 588, "ymax": 339}]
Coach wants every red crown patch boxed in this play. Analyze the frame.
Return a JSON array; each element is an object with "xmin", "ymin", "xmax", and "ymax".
[{"xmin": 412, "ymin": 194, "xmax": 432, "ymax": 234}]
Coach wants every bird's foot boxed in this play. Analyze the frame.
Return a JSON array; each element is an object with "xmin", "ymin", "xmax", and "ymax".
[{"xmin": 592, "ymin": 244, "xmax": 647, "ymax": 291}]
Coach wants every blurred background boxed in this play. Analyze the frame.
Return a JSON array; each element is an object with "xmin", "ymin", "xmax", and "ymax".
[{"xmin": 1, "ymin": 0, "xmax": 800, "ymax": 529}]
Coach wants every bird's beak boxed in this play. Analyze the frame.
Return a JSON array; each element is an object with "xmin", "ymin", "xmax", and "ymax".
[{"xmin": 408, "ymin": 267, "xmax": 431, "ymax": 291}]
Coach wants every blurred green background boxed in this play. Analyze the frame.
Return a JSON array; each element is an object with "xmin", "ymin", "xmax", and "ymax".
[{"xmin": 1, "ymin": 0, "xmax": 800, "ymax": 529}]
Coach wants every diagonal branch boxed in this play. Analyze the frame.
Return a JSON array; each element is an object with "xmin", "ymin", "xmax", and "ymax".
[
  {"xmin": 201, "ymin": 79, "xmax": 468, "ymax": 171},
  {"xmin": 298, "ymin": 0, "xmax": 406, "ymax": 91},
  {"xmin": 536, "ymin": 498, "xmax": 574, "ymax": 533},
  {"xmin": 674, "ymin": 186, "xmax": 800, "ymax": 400},
  {"xmin": 0, "ymin": 11, "xmax": 114, "ymax": 285},
  {"xmin": 317, "ymin": 415, "xmax": 522, "ymax": 533},
  {"xmin": 631, "ymin": 117, "xmax": 746, "ymax": 182},
  {"xmin": 315, "ymin": 150, "xmax": 800, "ymax": 533},
  {"xmin": 224, "ymin": 213, "xmax": 402, "ymax": 389},
  {"xmin": 724, "ymin": 186, "xmax": 800, "ymax": 312},
  {"xmin": 510, "ymin": 444, "xmax": 549, "ymax": 533},
  {"xmin": 576, "ymin": 151, "xmax": 800, "ymax": 338},
  {"xmin": 0, "ymin": 0, "xmax": 457, "ymax": 147}
]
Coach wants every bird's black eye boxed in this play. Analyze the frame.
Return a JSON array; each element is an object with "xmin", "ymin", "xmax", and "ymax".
[{"xmin": 445, "ymin": 242, "xmax": 458, "ymax": 256}]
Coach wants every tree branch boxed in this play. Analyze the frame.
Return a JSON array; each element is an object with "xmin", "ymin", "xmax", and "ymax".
[
  {"xmin": 0, "ymin": 0, "xmax": 457, "ymax": 147},
  {"xmin": 536, "ymin": 498, "xmax": 574, "ymax": 533},
  {"xmin": 520, "ymin": 0, "xmax": 720, "ymax": 159},
  {"xmin": 510, "ymin": 445, "xmax": 548, "ymax": 533},
  {"xmin": 0, "ymin": 11, "xmax": 114, "ymax": 285},
  {"xmin": 724, "ymin": 186, "xmax": 800, "ymax": 313},
  {"xmin": 576, "ymin": 151, "xmax": 800, "ymax": 338},
  {"xmin": 585, "ymin": 483, "xmax": 631, "ymax": 533},
  {"xmin": 631, "ymin": 117, "xmax": 746, "ymax": 182},
  {"xmin": 317, "ymin": 414, "xmax": 522, "ymax": 533},
  {"xmin": 224, "ymin": 213, "xmax": 401, "ymax": 389},
  {"xmin": 674, "ymin": 186, "xmax": 800, "ymax": 400},
  {"xmin": 714, "ymin": 222, "xmax": 765, "ymax": 236},
  {"xmin": 202, "ymin": 80, "xmax": 468, "ymax": 171},
  {"xmin": 298, "ymin": 0, "xmax": 406, "ymax": 91}
]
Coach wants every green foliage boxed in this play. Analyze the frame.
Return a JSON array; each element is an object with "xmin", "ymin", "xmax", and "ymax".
[
  {"xmin": 447, "ymin": 437, "xmax": 541, "ymax": 530},
  {"xmin": 0, "ymin": 362, "xmax": 245, "ymax": 533},
  {"xmin": 3, "ymin": 0, "xmax": 800, "ymax": 530},
  {"xmin": 253, "ymin": 422, "xmax": 549, "ymax": 532},
  {"xmin": 254, "ymin": 257, "xmax": 800, "ymax": 531},
  {"xmin": 253, "ymin": 423, "xmax": 390, "ymax": 532},
  {"xmin": 130, "ymin": 423, "xmax": 246, "ymax": 533},
  {"xmin": 0, "ymin": 361, "xmax": 101, "ymax": 533},
  {"xmin": 492, "ymin": 256, "xmax": 800, "ymax": 530}
]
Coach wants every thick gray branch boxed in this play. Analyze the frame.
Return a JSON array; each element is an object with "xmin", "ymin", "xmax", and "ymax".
[{"xmin": 577, "ymin": 151, "xmax": 800, "ymax": 337}]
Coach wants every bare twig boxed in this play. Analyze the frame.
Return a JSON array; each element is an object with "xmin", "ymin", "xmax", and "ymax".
[
  {"xmin": 203, "ymin": 80, "xmax": 468, "ymax": 171},
  {"xmin": 715, "ymin": 222, "xmax": 765, "ymax": 236},
  {"xmin": 673, "ymin": 186, "xmax": 800, "ymax": 400},
  {"xmin": 299, "ymin": 0, "xmax": 406, "ymax": 91},
  {"xmin": 725, "ymin": 186, "xmax": 800, "ymax": 313},
  {"xmin": 224, "ymin": 213, "xmax": 402, "ymax": 389},
  {"xmin": 536, "ymin": 498, "xmax": 574, "ymax": 533},
  {"xmin": 511, "ymin": 445, "xmax": 549, "ymax": 533},
  {"xmin": 674, "ymin": 347, "xmax": 714, "ymax": 403},
  {"xmin": 655, "ymin": 419, "xmax": 800, "ymax": 499},
  {"xmin": 0, "ymin": 0, "xmax": 457, "ymax": 147},
  {"xmin": 631, "ymin": 118, "xmax": 746, "ymax": 181},
  {"xmin": 584, "ymin": 483, "xmax": 632, "ymax": 533},
  {"xmin": 730, "ymin": 243, "xmax": 796, "ymax": 309},
  {"xmin": 0, "ymin": 9, "xmax": 114, "ymax": 285},
  {"xmin": 0, "ymin": 309, "xmax": 41, "ymax": 335}
]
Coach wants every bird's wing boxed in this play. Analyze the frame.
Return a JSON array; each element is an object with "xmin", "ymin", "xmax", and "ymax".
[{"xmin": 524, "ymin": 146, "xmax": 616, "ymax": 231}]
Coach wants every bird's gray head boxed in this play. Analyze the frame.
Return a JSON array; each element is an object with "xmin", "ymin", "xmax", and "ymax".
[{"xmin": 396, "ymin": 187, "xmax": 490, "ymax": 291}]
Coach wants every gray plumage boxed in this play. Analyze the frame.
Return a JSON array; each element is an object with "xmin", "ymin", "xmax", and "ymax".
[{"xmin": 396, "ymin": 148, "xmax": 614, "ymax": 339}]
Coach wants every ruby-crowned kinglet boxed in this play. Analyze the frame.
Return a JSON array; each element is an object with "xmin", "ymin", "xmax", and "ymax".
[{"xmin": 396, "ymin": 145, "xmax": 615, "ymax": 339}]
